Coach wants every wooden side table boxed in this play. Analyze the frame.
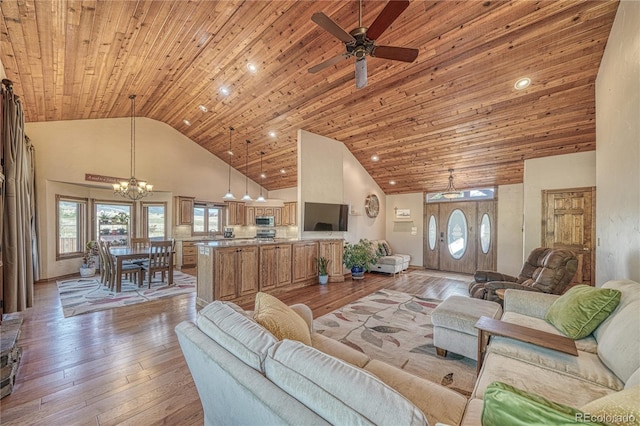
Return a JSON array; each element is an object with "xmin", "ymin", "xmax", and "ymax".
[
  {"xmin": 495, "ymin": 289, "xmax": 506, "ymax": 301},
  {"xmin": 474, "ymin": 316, "xmax": 578, "ymax": 374}
]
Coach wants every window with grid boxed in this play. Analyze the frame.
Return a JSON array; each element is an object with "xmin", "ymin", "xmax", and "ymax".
[{"xmin": 56, "ymin": 195, "xmax": 88, "ymax": 259}]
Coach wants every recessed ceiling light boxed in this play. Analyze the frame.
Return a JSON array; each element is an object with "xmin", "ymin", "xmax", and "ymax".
[
  {"xmin": 280, "ymin": 168, "xmax": 286, "ymax": 174},
  {"xmin": 268, "ymin": 131, "xmax": 276, "ymax": 138},
  {"xmin": 260, "ymin": 173, "xmax": 266, "ymax": 179},
  {"xmin": 227, "ymin": 150, "xmax": 234, "ymax": 156},
  {"xmin": 183, "ymin": 119, "xmax": 191, "ymax": 126},
  {"xmin": 371, "ymin": 155, "xmax": 379, "ymax": 162},
  {"xmin": 247, "ymin": 63, "xmax": 258, "ymax": 73},
  {"xmin": 514, "ymin": 77, "xmax": 531, "ymax": 90},
  {"xmin": 199, "ymin": 105, "xmax": 208, "ymax": 112},
  {"xmin": 389, "ymin": 180, "xmax": 396, "ymax": 185},
  {"xmin": 219, "ymin": 86, "xmax": 230, "ymax": 96}
]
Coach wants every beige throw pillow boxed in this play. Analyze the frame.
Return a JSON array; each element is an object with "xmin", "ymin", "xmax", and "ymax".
[
  {"xmin": 581, "ymin": 386, "xmax": 640, "ymax": 426},
  {"xmin": 254, "ymin": 292, "xmax": 312, "ymax": 346}
]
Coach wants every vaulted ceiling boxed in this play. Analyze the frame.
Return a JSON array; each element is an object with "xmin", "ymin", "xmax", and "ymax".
[{"xmin": 0, "ymin": 0, "xmax": 619, "ymax": 194}]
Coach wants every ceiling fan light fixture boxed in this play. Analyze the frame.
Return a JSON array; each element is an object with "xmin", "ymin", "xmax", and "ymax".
[{"xmin": 355, "ymin": 58, "xmax": 367, "ymax": 89}]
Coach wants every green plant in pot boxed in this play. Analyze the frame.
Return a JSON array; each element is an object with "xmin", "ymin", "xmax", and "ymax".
[
  {"xmin": 343, "ymin": 239, "xmax": 380, "ymax": 280},
  {"xmin": 80, "ymin": 241, "xmax": 99, "ymax": 277},
  {"xmin": 317, "ymin": 257, "xmax": 330, "ymax": 285}
]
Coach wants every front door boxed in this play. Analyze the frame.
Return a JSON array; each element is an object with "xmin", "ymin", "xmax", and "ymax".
[
  {"xmin": 542, "ymin": 187, "xmax": 595, "ymax": 286},
  {"xmin": 424, "ymin": 200, "xmax": 497, "ymax": 274}
]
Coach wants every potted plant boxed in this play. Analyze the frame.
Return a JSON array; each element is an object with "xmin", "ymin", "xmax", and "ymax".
[
  {"xmin": 317, "ymin": 257, "xmax": 330, "ymax": 285},
  {"xmin": 342, "ymin": 239, "xmax": 380, "ymax": 280},
  {"xmin": 80, "ymin": 241, "xmax": 99, "ymax": 277}
]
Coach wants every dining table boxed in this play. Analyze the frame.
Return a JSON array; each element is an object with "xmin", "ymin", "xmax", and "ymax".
[{"xmin": 109, "ymin": 246, "xmax": 174, "ymax": 293}]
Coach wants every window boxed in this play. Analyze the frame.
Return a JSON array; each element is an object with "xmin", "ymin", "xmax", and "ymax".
[
  {"xmin": 447, "ymin": 209, "xmax": 468, "ymax": 259},
  {"xmin": 142, "ymin": 203, "xmax": 167, "ymax": 239},
  {"xmin": 426, "ymin": 187, "xmax": 496, "ymax": 203},
  {"xmin": 96, "ymin": 202, "xmax": 132, "ymax": 247},
  {"xmin": 193, "ymin": 203, "xmax": 224, "ymax": 235},
  {"xmin": 428, "ymin": 215, "xmax": 437, "ymax": 250},
  {"xmin": 56, "ymin": 195, "xmax": 88, "ymax": 259}
]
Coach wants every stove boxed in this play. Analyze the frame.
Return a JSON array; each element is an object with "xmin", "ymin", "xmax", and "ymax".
[{"xmin": 255, "ymin": 229, "xmax": 276, "ymax": 240}]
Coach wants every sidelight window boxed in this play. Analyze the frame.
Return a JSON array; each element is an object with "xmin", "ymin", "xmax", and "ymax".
[{"xmin": 428, "ymin": 215, "xmax": 437, "ymax": 250}]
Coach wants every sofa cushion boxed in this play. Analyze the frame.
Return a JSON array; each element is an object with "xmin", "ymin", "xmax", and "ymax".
[
  {"xmin": 482, "ymin": 381, "xmax": 604, "ymax": 426},
  {"xmin": 545, "ymin": 285, "xmax": 621, "ymax": 339},
  {"xmin": 381, "ymin": 240, "xmax": 392, "ymax": 255},
  {"xmin": 197, "ymin": 301, "xmax": 278, "ymax": 372},
  {"xmin": 265, "ymin": 339, "xmax": 428, "ymax": 425},
  {"xmin": 581, "ymin": 385, "xmax": 640, "ymax": 426},
  {"xmin": 364, "ymin": 359, "xmax": 467, "ymax": 426},
  {"xmin": 377, "ymin": 255, "xmax": 404, "ymax": 266},
  {"xmin": 254, "ymin": 292, "xmax": 312, "ymax": 346},
  {"xmin": 311, "ymin": 333, "xmax": 371, "ymax": 368},
  {"xmin": 593, "ymin": 280, "xmax": 640, "ymax": 384}
]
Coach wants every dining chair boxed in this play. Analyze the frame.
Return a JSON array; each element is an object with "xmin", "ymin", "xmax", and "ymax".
[
  {"xmin": 102, "ymin": 240, "xmax": 144, "ymax": 290},
  {"xmin": 96, "ymin": 239, "xmax": 111, "ymax": 286},
  {"xmin": 130, "ymin": 237, "xmax": 150, "ymax": 249},
  {"xmin": 142, "ymin": 239, "xmax": 174, "ymax": 288}
]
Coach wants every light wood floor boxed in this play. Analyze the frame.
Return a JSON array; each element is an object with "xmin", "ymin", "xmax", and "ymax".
[{"xmin": 1, "ymin": 269, "xmax": 470, "ymax": 425}]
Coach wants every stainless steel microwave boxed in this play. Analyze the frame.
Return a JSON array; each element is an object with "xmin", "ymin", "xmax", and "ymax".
[{"xmin": 255, "ymin": 216, "xmax": 275, "ymax": 226}]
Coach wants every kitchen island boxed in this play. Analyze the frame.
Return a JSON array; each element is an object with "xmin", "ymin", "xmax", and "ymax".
[{"xmin": 195, "ymin": 238, "xmax": 344, "ymax": 308}]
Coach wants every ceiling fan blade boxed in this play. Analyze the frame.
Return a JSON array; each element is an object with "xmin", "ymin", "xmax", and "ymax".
[
  {"xmin": 311, "ymin": 12, "xmax": 356, "ymax": 44},
  {"xmin": 366, "ymin": 0, "xmax": 410, "ymax": 41},
  {"xmin": 355, "ymin": 58, "xmax": 367, "ymax": 89},
  {"xmin": 371, "ymin": 45, "xmax": 418, "ymax": 62},
  {"xmin": 308, "ymin": 54, "xmax": 349, "ymax": 74}
]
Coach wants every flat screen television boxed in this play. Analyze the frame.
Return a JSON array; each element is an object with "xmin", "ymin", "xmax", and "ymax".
[{"xmin": 303, "ymin": 202, "xmax": 349, "ymax": 232}]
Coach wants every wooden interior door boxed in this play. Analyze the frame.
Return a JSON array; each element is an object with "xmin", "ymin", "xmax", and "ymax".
[
  {"xmin": 438, "ymin": 202, "xmax": 477, "ymax": 274},
  {"xmin": 542, "ymin": 187, "xmax": 595, "ymax": 286}
]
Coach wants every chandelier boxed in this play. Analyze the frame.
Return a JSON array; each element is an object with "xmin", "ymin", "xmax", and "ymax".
[
  {"xmin": 442, "ymin": 168, "xmax": 462, "ymax": 199},
  {"xmin": 113, "ymin": 94, "xmax": 153, "ymax": 200},
  {"xmin": 222, "ymin": 126, "xmax": 236, "ymax": 200},
  {"xmin": 256, "ymin": 151, "xmax": 266, "ymax": 202},
  {"xmin": 241, "ymin": 140, "xmax": 253, "ymax": 201}
]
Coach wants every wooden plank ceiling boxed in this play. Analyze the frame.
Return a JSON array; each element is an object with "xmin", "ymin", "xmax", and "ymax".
[{"xmin": 0, "ymin": 0, "xmax": 619, "ymax": 194}]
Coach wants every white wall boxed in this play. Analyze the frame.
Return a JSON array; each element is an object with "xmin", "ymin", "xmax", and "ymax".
[
  {"xmin": 523, "ymin": 152, "xmax": 596, "ymax": 257},
  {"xmin": 386, "ymin": 193, "xmax": 424, "ymax": 267},
  {"xmin": 595, "ymin": 0, "xmax": 640, "ymax": 284},
  {"xmin": 27, "ymin": 117, "xmax": 261, "ymax": 279},
  {"xmin": 297, "ymin": 130, "xmax": 385, "ymax": 243},
  {"xmin": 497, "ymin": 184, "xmax": 524, "ymax": 276}
]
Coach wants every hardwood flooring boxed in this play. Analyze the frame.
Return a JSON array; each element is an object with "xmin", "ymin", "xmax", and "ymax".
[{"xmin": 1, "ymin": 268, "xmax": 470, "ymax": 425}]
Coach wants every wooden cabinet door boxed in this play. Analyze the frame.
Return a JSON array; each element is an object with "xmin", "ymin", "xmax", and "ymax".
[
  {"xmin": 246, "ymin": 207, "xmax": 255, "ymax": 226},
  {"xmin": 236, "ymin": 203, "xmax": 246, "ymax": 226},
  {"xmin": 259, "ymin": 245, "xmax": 278, "ymax": 290},
  {"xmin": 274, "ymin": 207, "xmax": 282, "ymax": 226},
  {"xmin": 276, "ymin": 244, "xmax": 292, "ymax": 287},
  {"xmin": 214, "ymin": 247, "xmax": 238, "ymax": 300},
  {"xmin": 292, "ymin": 243, "xmax": 308, "ymax": 283},
  {"xmin": 289, "ymin": 202, "xmax": 297, "ymax": 225},
  {"xmin": 305, "ymin": 242, "xmax": 318, "ymax": 280},
  {"xmin": 319, "ymin": 240, "xmax": 344, "ymax": 282},
  {"xmin": 237, "ymin": 246, "xmax": 259, "ymax": 297},
  {"xmin": 175, "ymin": 196, "xmax": 194, "ymax": 225},
  {"xmin": 283, "ymin": 204, "xmax": 291, "ymax": 226}
]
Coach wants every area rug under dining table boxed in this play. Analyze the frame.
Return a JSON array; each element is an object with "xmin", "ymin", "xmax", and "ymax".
[
  {"xmin": 313, "ymin": 288, "xmax": 477, "ymax": 396},
  {"xmin": 56, "ymin": 270, "xmax": 196, "ymax": 317}
]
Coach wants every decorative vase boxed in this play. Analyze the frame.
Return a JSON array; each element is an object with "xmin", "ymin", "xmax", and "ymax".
[
  {"xmin": 80, "ymin": 267, "xmax": 96, "ymax": 278},
  {"xmin": 351, "ymin": 266, "xmax": 365, "ymax": 280},
  {"xmin": 319, "ymin": 275, "xmax": 329, "ymax": 285}
]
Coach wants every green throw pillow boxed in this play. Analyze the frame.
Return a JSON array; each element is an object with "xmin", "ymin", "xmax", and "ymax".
[
  {"xmin": 545, "ymin": 285, "xmax": 621, "ymax": 339},
  {"xmin": 482, "ymin": 382, "xmax": 605, "ymax": 426}
]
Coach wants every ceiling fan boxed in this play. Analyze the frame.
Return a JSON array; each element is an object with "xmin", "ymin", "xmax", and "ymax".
[{"xmin": 308, "ymin": 0, "xmax": 419, "ymax": 89}]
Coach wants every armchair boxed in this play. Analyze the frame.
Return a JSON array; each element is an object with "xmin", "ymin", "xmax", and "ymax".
[{"xmin": 469, "ymin": 247, "xmax": 578, "ymax": 303}]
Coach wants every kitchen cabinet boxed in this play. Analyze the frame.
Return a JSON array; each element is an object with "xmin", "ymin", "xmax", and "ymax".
[
  {"xmin": 226, "ymin": 201, "xmax": 246, "ymax": 226},
  {"xmin": 175, "ymin": 196, "xmax": 195, "ymax": 226},
  {"xmin": 259, "ymin": 243, "xmax": 292, "ymax": 290},
  {"xmin": 182, "ymin": 241, "xmax": 197, "ymax": 267},
  {"xmin": 246, "ymin": 207, "xmax": 255, "ymax": 225},
  {"xmin": 318, "ymin": 239, "xmax": 345, "ymax": 282},
  {"xmin": 197, "ymin": 245, "xmax": 258, "ymax": 305},
  {"xmin": 282, "ymin": 202, "xmax": 297, "ymax": 226},
  {"xmin": 274, "ymin": 207, "xmax": 282, "ymax": 226},
  {"xmin": 292, "ymin": 241, "xmax": 318, "ymax": 283}
]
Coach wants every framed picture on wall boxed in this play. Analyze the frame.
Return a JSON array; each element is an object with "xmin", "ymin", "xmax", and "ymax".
[{"xmin": 395, "ymin": 208, "xmax": 411, "ymax": 219}]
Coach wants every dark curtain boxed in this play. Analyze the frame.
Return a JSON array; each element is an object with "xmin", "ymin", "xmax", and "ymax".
[{"xmin": 2, "ymin": 79, "xmax": 38, "ymax": 313}]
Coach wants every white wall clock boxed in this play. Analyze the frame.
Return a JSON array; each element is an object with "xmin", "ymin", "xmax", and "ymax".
[{"xmin": 365, "ymin": 194, "xmax": 380, "ymax": 218}]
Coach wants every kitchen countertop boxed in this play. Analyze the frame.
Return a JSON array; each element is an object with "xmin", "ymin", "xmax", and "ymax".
[{"xmin": 194, "ymin": 238, "xmax": 305, "ymax": 247}]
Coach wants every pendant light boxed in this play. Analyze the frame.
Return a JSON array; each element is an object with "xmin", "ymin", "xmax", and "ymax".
[
  {"xmin": 442, "ymin": 168, "xmax": 462, "ymax": 199},
  {"xmin": 241, "ymin": 140, "xmax": 253, "ymax": 201},
  {"xmin": 222, "ymin": 126, "xmax": 236, "ymax": 200},
  {"xmin": 256, "ymin": 151, "xmax": 266, "ymax": 203},
  {"xmin": 113, "ymin": 94, "xmax": 153, "ymax": 200}
]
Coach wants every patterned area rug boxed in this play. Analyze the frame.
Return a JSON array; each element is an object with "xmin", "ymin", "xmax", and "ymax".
[
  {"xmin": 57, "ymin": 270, "xmax": 196, "ymax": 317},
  {"xmin": 313, "ymin": 289, "xmax": 477, "ymax": 396}
]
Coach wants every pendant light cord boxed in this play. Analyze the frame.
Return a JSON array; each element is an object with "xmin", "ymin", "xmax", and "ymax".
[
  {"xmin": 129, "ymin": 94, "xmax": 136, "ymax": 178},
  {"xmin": 228, "ymin": 126, "xmax": 234, "ymax": 192}
]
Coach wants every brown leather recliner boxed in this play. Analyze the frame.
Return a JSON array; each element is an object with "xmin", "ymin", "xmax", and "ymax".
[{"xmin": 468, "ymin": 247, "xmax": 578, "ymax": 303}]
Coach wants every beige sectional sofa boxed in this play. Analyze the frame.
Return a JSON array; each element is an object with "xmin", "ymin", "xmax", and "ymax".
[
  {"xmin": 176, "ymin": 279, "xmax": 639, "ymax": 425},
  {"xmin": 370, "ymin": 239, "xmax": 410, "ymax": 275}
]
